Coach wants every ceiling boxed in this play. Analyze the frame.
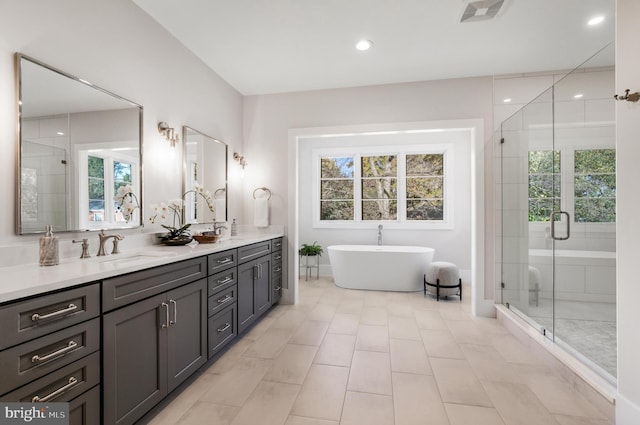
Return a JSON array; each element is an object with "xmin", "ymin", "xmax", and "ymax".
[{"xmin": 132, "ymin": 0, "xmax": 614, "ymax": 96}]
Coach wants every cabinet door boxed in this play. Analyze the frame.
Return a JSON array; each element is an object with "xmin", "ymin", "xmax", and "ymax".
[
  {"xmin": 103, "ymin": 294, "xmax": 167, "ymax": 425},
  {"xmin": 237, "ymin": 261, "xmax": 256, "ymax": 334},
  {"xmin": 166, "ymin": 279, "xmax": 207, "ymax": 393},
  {"xmin": 254, "ymin": 255, "xmax": 271, "ymax": 316}
]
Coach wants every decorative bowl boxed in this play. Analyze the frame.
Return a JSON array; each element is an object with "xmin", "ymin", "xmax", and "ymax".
[
  {"xmin": 161, "ymin": 235, "xmax": 193, "ymax": 246},
  {"xmin": 193, "ymin": 233, "xmax": 219, "ymax": 244}
]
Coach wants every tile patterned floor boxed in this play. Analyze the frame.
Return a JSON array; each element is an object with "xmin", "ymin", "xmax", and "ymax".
[{"xmin": 147, "ymin": 277, "xmax": 612, "ymax": 425}]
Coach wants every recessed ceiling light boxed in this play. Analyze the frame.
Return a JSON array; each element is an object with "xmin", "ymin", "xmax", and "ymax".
[
  {"xmin": 356, "ymin": 40, "xmax": 373, "ymax": 51},
  {"xmin": 574, "ymin": 93, "xmax": 584, "ymax": 99},
  {"xmin": 588, "ymin": 16, "xmax": 605, "ymax": 26},
  {"xmin": 503, "ymin": 98, "xmax": 512, "ymax": 103}
]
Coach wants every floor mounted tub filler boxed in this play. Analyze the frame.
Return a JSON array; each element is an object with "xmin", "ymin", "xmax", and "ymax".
[{"xmin": 327, "ymin": 245, "xmax": 435, "ymax": 292}]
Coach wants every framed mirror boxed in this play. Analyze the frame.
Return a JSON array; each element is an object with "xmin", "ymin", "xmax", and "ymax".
[
  {"xmin": 183, "ymin": 126, "xmax": 227, "ymax": 224},
  {"xmin": 16, "ymin": 54, "xmax": 143, "ymax": 234}
]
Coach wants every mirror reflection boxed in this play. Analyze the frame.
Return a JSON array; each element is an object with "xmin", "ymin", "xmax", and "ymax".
[
  {"xmin": 17, "ymin": 54, "xmax": 143, "ymax": 234},
  {"xmin": 183, "ymin": 126, "xmax": 227, "ymax": 225}
]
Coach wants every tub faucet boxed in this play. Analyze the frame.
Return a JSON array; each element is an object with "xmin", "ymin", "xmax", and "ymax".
[
  {"xmin": 97, "ymin": 230, "xmax": 124, "ymax": 256},
  {"xmin": 377, "ymin": 224, "xmax": 383, "ymax": 246}
]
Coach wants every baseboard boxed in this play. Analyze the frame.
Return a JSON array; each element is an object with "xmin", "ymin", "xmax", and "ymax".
[{"xmin": 616, "ymin": 393, "xmax": 640, "ymax": 425}]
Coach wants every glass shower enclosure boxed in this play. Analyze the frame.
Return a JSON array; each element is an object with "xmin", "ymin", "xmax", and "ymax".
[{"xmin": 500, "ymin": 43, "xmax": 616, "ymax": 381}]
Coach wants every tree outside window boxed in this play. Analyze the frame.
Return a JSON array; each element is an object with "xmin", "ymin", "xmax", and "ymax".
[
  {"xmin": 574, "ymin": 149, "xmax": 616, "ymax": 223},
  {"xmin": 361, "ymin": 155, "xmax": 397, "ymax": 220},
  {"xmin": 406, "ymin": 154, "xmax": 444, "ymax": 220},
  {"xmin": 528, "ymin": 151, "xmax": 561, "ymax": 222},
  {"xmin": 320, "ymin": 157, "xmax": 354, "ymax": 220}
]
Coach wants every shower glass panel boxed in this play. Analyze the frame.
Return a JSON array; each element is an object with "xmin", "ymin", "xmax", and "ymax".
[{"xmin": 501, "ymin": 43, "xmax": 616, "ymax": 381}]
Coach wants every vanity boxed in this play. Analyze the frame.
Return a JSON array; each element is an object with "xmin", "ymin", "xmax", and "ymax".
[{"xmin": 0, "ymin": 234, "xmax": 286, "ymax": 425}]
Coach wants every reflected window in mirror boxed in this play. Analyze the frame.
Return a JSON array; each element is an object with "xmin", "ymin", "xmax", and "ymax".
[
  {"xmin": 183, "ymin": 126, "xmax": 228, "ymax": 225},
  {"xmin": 16, "ymin": 54, "xmax": 143, "ymax": 234}
]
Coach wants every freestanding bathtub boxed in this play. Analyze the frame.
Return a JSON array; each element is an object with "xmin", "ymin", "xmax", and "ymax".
[{"xmin": 328, "ymin": 245, "xmax": 435, "ymax": 292}]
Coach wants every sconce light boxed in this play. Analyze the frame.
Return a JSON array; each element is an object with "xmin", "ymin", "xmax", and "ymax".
[
  {"xmin": 234, "ymin": 152, "xmax": 247, "ymax": 178},
  {"xmin": 614, "ymin": 89, "xmax": 640, "ymax": 103},
  {"xmin": 158, "ymin": 121, "xmax": 179, "ymax": 147}
]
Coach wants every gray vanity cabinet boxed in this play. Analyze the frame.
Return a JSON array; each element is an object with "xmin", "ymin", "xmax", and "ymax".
[
  {"xmin": 102, "ymin": 259, "xmax": 208, "ymax": 425},
  {"xmin": 0, "ymin": 283, "xmax": 101, "ymax": 425},
  {"xmin": 271, "ymin": 238, "xmax": 284, "ymax": 304},
  {"xmin": 237, "ymin": 241, "xmax": 272, "ymax": 334}
]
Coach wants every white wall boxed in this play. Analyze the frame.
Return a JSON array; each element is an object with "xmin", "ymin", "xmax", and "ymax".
[
  {"xmin": 0, "ymin": 0, "xmax": 243, "ymax": 263},
  {"xmin": 243, "ymin": 77, "xmax": 495, "ymax": 306},
  {"xmin": 615, "ymin": 0, "xmax": 640, "ymax": 422}
]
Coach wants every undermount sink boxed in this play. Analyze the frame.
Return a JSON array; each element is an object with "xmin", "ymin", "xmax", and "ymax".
[{"xmin": 97, "ymin": 251, "xmax": 176, "ymax": 265}]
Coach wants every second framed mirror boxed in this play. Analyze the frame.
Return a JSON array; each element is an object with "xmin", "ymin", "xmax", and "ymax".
[{"xmin": 183, "ymin": 126, "xmax": 228, "ymax": 225}]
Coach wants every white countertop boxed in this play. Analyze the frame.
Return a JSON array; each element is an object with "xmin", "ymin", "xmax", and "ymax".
[{"xmin": 0, "ymin": 233, "xmax": 283, "ymax": 304}]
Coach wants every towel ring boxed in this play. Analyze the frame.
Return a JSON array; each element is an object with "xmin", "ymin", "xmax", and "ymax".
[
  {"xmin": 214, "ymin": 188, "xmax": 226, "ymax": 199},
  {"xmin": 253, "ymin": 187, "xmax": 272, "ymax": 200}
]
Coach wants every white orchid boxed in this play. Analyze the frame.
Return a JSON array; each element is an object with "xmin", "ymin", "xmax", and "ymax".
[{"xmin": 113, "ymin": 184, "xmax": 139, "ymax": 222}]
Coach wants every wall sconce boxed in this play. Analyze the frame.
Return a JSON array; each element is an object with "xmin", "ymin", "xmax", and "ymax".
[
  {"xmin": 158, "ymin": 121, "xmax": 179, "ymax": 147},
  {"xmin": 614, "ymin": 89, "xmax": 640, "ymax": 103},
  {"xmin": 234, "ymin": 152, "xmax": 247, "ymax": 178}
]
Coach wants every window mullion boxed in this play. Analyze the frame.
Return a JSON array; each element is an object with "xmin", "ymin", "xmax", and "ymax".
[{"xmin": 354, "ymin": 155, "xmax": 362, "ymax": 222}]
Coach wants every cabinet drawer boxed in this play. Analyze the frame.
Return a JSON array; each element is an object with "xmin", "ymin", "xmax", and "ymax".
[
  {"xmin": 208, "ymin": 268, "xmax": 237, "ymax": 295},
  {"xmin": 208, "ymin": 284, "xmax": 237, "ymax": 317},
  {"xmin": 238, "ymin": 241, "xmax": 271, "ymax": 264},
  {"xmin": 0, "ymin": 284, "xmax": 100, "ymax": 351},
  {"xmin": 0, "ymin": 317, "xmax": 100, "ymax": 396},
  {"xmin": 271, "ymin": 238, "xmax": 283, "ymax": 252},
  {"xmin": 208, "ymin": 303, "xmax": 236, "ymax": 358},
  {"xmin": 271, "ymin": 251, "xmax": 283, "ymax": 265},
  {"xmin": 0, "ymin": 351, "xmax": 100, "ymax": 403},
  {"xmin": 272, "ymin": 275, "xmax": 283, "ymax": 304},
  {"xmin": 69, "ymin": 384, "xmax": 100, "ymax": 425},
  {"xmin": 103, "ymin": 256, "xmax": 207, "ymax": 312},
  {"xmin": 208, "ymin": 249, "xmax": 237, "ymax": 274},
  {"xmin": 271, "ymin": 257, "xmax": 283, "ymax": 278}
]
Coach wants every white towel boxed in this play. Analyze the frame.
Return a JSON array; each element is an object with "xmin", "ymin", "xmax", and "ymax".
[
  {"xmin": 214, "ymin": 199, "xmax": 226, "ymax": 223},
  {"xmin": 254, "ymin": 198, "xmax": 269, "ymax": 228}
]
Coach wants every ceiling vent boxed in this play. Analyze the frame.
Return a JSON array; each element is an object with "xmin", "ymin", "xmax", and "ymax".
[{"xmin": 460, "ymin": 0, "xmax": 504, "ymax": 22}]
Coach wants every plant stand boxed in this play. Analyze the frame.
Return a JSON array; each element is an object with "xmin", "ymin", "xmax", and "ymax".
[{"xmin": 299, "ymin": 254, "xmax": 320, "ymax": 281}]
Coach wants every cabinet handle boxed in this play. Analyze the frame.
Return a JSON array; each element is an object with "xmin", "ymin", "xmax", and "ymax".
[
  {"xmin": 273, "ymin": 266, "xmax": 281, "ymax": 273},
  {"xmin": 273, "ymin": 286, "xmax": 281, "ymax": 291},
  {"xmin": 161, "ymin": 302, "xmax": 169, "ymax": 328},
  {"xmin": 274, "ymin": 254, "xmax": 282, "ymax": 260},
  {"xmin": 217, "ymin": 257, "xmax": 232, "ymax": 265},
  {"xmin": 31, "ymin": 303, "xmax": 78, "ymax": 322},
  {"xmin": 31, "ymin": 340, "xmax": 78, "ymax": 363},
  {"xmin": 32, "ymin": 376, "xmax": 78, "ymax": 403},
  {"xmin": 217, "ymin": 276, "xmax": 233, "ymax": 285},
  {"xmin": 169, "ymin": 299, "xmax": 177, "ymax": 325},
  {"xmin": 253, "ymin": 265, "xmax": 258, "ymax": 281},
  {"xmin": 217, "ymin": 323, "xmax": 231, "ymax": 332},
  {"xmin": 217, "ymin": 294, "xmax": 233, "ymax": 304}
]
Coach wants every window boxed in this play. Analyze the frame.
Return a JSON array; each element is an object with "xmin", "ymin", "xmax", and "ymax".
[
  {"xmin": 361, "ymin": 155, "xmax": 397, "ymax": 220},
  {"xmin": 574, "ymin": 149, "xmax": 616, "ymax": 223},
  {"xmin": 527, "ymin": 148, "xmax": 615, "ymax": 223},
  {"xmin": 406, "ymin": 154, "xmax": 444, "ymax": 220},
  {"xmin": 528, "ymin": 150, "xmax": 561, "ymax": 222},
  {"xmin": 320, "ymin": 157, "xmax": 354, "ymax": 220},
  {"xmin": 314, "ymin": 146, "xmax": 450, "ymax": 227},
  {"xmin": 88, "ymin": 156, "xmax": 106, "ymax": 222}
]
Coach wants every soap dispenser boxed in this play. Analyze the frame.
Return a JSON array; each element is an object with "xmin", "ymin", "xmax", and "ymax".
[
  {"xmin": 230, "ymin": 218, "xmax": 237, "ymax": 237},
  {"xmin": 39, "ymin": 225, "xmax": 59, "ymax": 266}
]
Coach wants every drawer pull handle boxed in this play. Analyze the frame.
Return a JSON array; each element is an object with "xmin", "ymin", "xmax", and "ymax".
[
  {"xmin": 274, "ymin": 254, "xmax": 282, "ymax": 260},
  {"xmin": 31, "ymin": 303, "xmax": 78, "ymax": 322},
  {"xmin": 161, "ymin": 302, "xmax": 169, "ymax": 328},
  {"xmin": 273, "ymin": 267, "xmax": 282, "ymax": 272},
  {"xmin": 217, "ymin": 258, "xmax": 232, "ymax": 265},
  {"xmin": 217, "ymin": 323, "xmax": 231, "ymax": 332},
  {"xmin": 273, "ymin": 286, "xmax": 281, "ymax": 291},
  {"xmin": 32, "ymin": 340, "xmax": 78, "ymax": 363},
  {"xmin": 169, "ymin": 299, "xmax": 177, "ymax": 325},
  {"xmin": 217, "ymin": 276, "xmax": 233, "ymax": 285},
  {"xmin": 217, "ymin": 295, "xmax": 233, "ymax": 304},
  {"xmin": 32, "ymin": 376, "xmax": 78, "ymax": 403}
]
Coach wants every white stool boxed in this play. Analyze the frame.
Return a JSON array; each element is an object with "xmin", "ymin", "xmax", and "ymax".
[
  {"xmin": 528, "ymin": 265, "xmax": 541, "ymax": 307},
  {"xmin": 424, "ymin": 261, "xmax": 462, "ymax": 301}
]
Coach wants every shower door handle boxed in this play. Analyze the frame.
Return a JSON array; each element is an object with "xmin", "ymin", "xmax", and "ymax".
[{"xmin": 550, "ymin": 211, "xmax": 570, "ymax": 240}]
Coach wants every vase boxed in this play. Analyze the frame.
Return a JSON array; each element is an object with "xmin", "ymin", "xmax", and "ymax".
[{"xmin": 161, "ymin": 235, "xmax": 193, "ymax": 246}]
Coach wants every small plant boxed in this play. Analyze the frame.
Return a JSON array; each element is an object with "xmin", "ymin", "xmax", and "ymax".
[{"xmin": 299, "ymin": 241, "xmax": 323, "ymax": 256}]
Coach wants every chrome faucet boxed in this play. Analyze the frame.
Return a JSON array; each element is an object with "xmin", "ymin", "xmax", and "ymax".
[
  {"xmin": 377, "ymin": 224, "xmax": 383, "ymax": 246},
  {"xmin": 97, "ymin": 230, "xmax": 124, "ymax": 256},
  {"xmin": 213, "ymin": 222, "xmax": 228, "ymax": 236}
]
